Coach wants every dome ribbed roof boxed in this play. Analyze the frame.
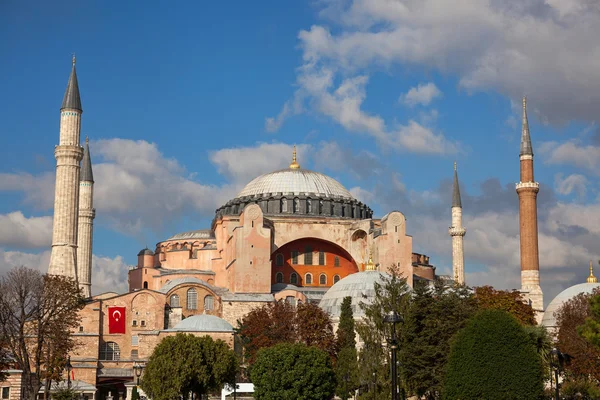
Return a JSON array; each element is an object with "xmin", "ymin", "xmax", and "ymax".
[
  {"xmin": 172, "ymin": 314, "xmax": 233, "ymax": 332},
  {"xmin": 541, "ymin": 282, "xmax": 600, "ymax": 328},
  {"xmin": 319, "ymin": 271, "xmax": 392, "ymax": 318},
  {"xmin": 237, "ymin": 168, "xmax": 353, "ymax": 199}
]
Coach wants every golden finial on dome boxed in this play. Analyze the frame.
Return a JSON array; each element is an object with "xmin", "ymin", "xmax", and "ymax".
[
  {"xmin": 588, "ymin": 260, "xmax": 598, "ymax": 283},
  {"xmin": 365, "ymin": 250, "xmax": 376, "ymax": 271},
  {"xmin": 289, "ymin": 145, "xmax": 300, "ymax": 169}
]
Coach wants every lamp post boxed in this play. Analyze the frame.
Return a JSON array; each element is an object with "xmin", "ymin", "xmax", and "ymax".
[
  {"xmin": 133, "ymin": 362, "xmax": 144, "ymax": 386},
  {"xmin": 384, "ymin": 310, "xmax": 403, "ymax": 400},
  {"xmin": 66, "ymin": 356, "xmax": 72, "ymax": 390},
  {"xmin": 550, "ymin": 348, "xmax": 564, "ymax": 400}
]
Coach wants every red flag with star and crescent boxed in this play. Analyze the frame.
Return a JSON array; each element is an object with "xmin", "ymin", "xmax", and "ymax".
[{"xmin": 108, "ymin": 306, "xmax": 126, "ymax": 334}]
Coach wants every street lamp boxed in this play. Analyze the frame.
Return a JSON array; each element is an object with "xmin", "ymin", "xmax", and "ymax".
[
  {"xmin": 133, "ymin": 362, "xmax": 144, "ymax": 386},
  {"xmin": 550, "ymin": 348, "xmax": 568, "ymax": 400},
  {"xmin": 66, "ymin": 356, "xmax": 72, "ymax": 390},
  {"xmin": 384, "ymin": 310, "xmax": 403, "ymax": 400}
]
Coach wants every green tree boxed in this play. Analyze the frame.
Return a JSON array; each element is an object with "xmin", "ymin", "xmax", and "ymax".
[
  {"xmin": 0, "ymin": 267, "xmax": 84, "ymax": 400},
  {"xmin": 578, "ymin": 292, "xmax": 600, "ymax": 350},
  {"xmin": 400, "ymin": 279, "xmax": 476, "ymax": 399},
  {"xmin": 51, "ymin": 388, "xmax": 78, "ymax": 400},
  {"xmin": 355, "ymin": 265, "xmax": 411, "ymax": 399},
  {"xmin": 250, "ymin": 343, "xmax": 335, "ymax": 400},
  {"xmin": 140, "ymin": 333, "xmax": 238, "ymax": 400},
  {"xmin": 443, "ymin": 309, "xmax": 544, "ymax": 400},
  {"xmin": 334, "ymin": 297, "xmax": 359, "ymax": 399},
  {"xmin": 474, "ymin": 285, "xmax": 536, "ymax": 325}
]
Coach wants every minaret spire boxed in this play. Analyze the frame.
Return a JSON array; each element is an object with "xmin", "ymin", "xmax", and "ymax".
[
  {"xmin": 77, "ymin": 137, "xmax": 95, "ymax": 297},
  {"xmin": 516, "ymin": 96, "xmax": 543, "ymax": 322},
  {"xmin": 449, "ymin": 162, "xmax": 466, "ymax": 284},
  {"xmin": 49, "ymin": 57, "xmax": 84, "ymax": 281}
]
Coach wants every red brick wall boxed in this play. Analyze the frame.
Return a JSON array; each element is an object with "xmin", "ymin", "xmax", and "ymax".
[{"xmin": 271, "ymin": 238, "xmax": 358, "ymax": 287}]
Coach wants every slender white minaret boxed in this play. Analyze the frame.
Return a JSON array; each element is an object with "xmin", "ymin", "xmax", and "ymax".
[
  {"xmin": 48, "ymin": 56, "xmax": 83, "ymax": 280},
  {"xmin": 449, "ymin": 162, "xmax": 466, "ymax": 284},
  {"xmin": 77, "ymin": 137, "xmax": 94, "ymax": 297},
  {"xmin": 516, "ymin": 97, "xmax": 543, "ymax": 320}
]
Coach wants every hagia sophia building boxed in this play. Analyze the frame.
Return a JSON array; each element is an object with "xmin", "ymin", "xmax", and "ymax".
[{"xmin": 3, "ymin": 59, "xmax": 599, "ymax": 400}]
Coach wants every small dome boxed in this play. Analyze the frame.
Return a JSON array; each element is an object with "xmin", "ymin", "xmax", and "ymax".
[
  {"xmin": 319, "ymin": 270, "xmax": 393, "ymax": 318},
  {"xmin": 237, "ymin": 168, "xmax": 354, "ymax": 199},
  {"xmin": 137, "ymin": 248, "xmax": 154, "ymax": 256},
  {"xmin": 541, "ymin": 282, "xmax": 600, "ymax": 328},
  {"xmin": 166, "ymin": 229, "xmax": 215, "ymax": 241},
  {"xmin": 172, "ymin": 314, "xmax": 233, "ymax": 332}
]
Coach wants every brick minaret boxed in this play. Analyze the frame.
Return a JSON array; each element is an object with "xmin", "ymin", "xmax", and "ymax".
[
  {"xmin": 48, "ymin": 56, "xmax": 83, "ymax": 280},
  {"xmin": 449, "ymin": 162, "xmax": 466, "ymax": 284},
  {"xmin": 77, "ymin": 137, "xmax": 95, "ymax": 297},
  {"xmin": 516, "ymin": 97, "xmax": 543, "ymax": 317}
]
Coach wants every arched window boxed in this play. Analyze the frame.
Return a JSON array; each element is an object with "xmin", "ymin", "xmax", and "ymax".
[
  {"xmin": 334, "ymin": 256, "xmax": 340, "ymax": 267},
  {"xmin": 319, "ymin": 251, "xmax": 325, "ymax": 265},
  {"xmin": 187, "ymin": 288, "xmax": 198, "ymax": 310},
  {"xmin": 276, "ymin": 272, "xmax": 284, "ymax": 283},
  {"xmin": 305, "ymin": 273, "xmax": 313, "ymax": 285},
  {"xmin": 170, "ymin": 294, "xmax": 180, "ymax": 308},
  {"xmin": 143, "ymin": 281, "xmax": 148, "ymax": 289},
  {"xmin": 304, "ymin": 246, "xmax": 313, "ymax": 265},
  {"xmin": 307, "ymin": 199, "xmax": 312, "ymax": 213},
  {"xmin": 290, "ymin": 273, "xmax": 298, "ymax": 285},
  {"xmin": 319, "ymin": 200, "xmax": 323, "ymax": 214},
  {"xmin": 333, "ymin": 275, "xmax": 341, "ymax": 284},
  {"xmin": 204, "ymin": 295, "xmax": 214, "ymax": 311},
  {"xmin": 319, "ymin": 274, "xmax": 327, "ymax": 285},
  {"xmin": 286, "ymin": 296, "xmax": 296, "ymax": 306},
  {"xmin": 293, "ymin": 198, "xmax": 299, "ymax": 213},
  {"xmin": 99, "ymin": 342, "xmax": 120, "ymax": 361},
  {"xmin": 281, "ymin": 198, "xmax": 287, "ymax": 212},
  {"xmin": 276, "ymin": 253, "xmax": 284, "ymax": 266}
]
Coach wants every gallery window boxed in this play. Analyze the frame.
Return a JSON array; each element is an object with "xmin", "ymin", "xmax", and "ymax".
[
  {"xmin": 305, "ymin": 273, "xmax": 313, "ymax": 285},
  {"xmin": 291, "ymin": 251, "xmax": 299, "ymax": 265},
  {"xmin": 187, "ymin": 288, "xmax": 198, "ymax": 310},
  {"xmin": 276, "ymin": 253, "xmax": 284, "ymax": 266},
  {"xmin": 293, "ymin": 198, "xmax": 300, "ymax": 213},
  {"xmin": 307, "ymin": 199, "xmax": 312, "ymax": 213},
  {"xmin": 99, "ymin": 342, "xmax": 120, "ymax": 361},
  {"xmin": 170, "ymin": 294, "xmax": 180, "ymax": 308},
  {"xmin": 276, "ymin": 272, "xmax": 284, "ymax": 284},
  {"xmin": 334, "ymin": 256, "xmax": 340, "ymax": 267},
  {"xmin": 319, "ymin": 274, "xmax": 327, "ymax": 285},
  {"xmin": 204, "ymin": 295, "xmax": 214, "ymax": 311},
  {"xmin": 304, "ymin": 246, "xmax": 313, "ymax": 265},
  {"xmin": 319, "ymin": 251, "xmax": 325, "ymax": 265}
]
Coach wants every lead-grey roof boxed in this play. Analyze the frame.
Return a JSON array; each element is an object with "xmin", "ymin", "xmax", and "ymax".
[
  {"xmin": 158, "ymin": 277, "xmax": 216, "ymax": 293},
  {"xmin": 171, "ymin": 314, "xmax": 233, "ymax": 332},
  {"xmin": 80, "ymin": 139, "xmax": 94, "ymax": 182},
  {"xmin": 137, "ymin": 248, "xmax": 154, "ymax": 256},
  {"xmin": 237, "ymin": 168, "xmax": 354, "ymax": 199},
  {"xmin": 166, "ymin": 229, "xmax": 215, "ymax": 241},
  {"xmin": 520, "ymin": 97, "xmax": 533, "ymax": 156},
  {"xmin": 61, "ymin": 61, "xmax": 82, "ymax": 112},
  {"xmin": 452, "ymin": 164, "xmax": 462, "ymax": 208}
]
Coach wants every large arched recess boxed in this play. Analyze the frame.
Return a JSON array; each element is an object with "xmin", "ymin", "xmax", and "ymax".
[{"xmin": 271, "ymin": 238, "xmax": 359, "ymax": 288}]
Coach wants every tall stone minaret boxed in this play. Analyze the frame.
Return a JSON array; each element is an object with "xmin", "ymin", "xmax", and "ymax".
[
  {"xmin": 77, "ymin": 137, "xmax": 94, "ymax": 297},
  {"xmin": 48, "ymin": 56, "xmax": 83, "ymax": 281},
  {"xmin": 516, "ymin": 97, "xmax": 543, "ymax": 318},
  {"xmin": 449, "ymin": 162, "xmax": 466, "ymax": 284}
]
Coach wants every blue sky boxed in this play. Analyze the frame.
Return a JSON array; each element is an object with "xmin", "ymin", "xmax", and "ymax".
[{"xmin": 1, "ymin": 0, "xmax": 599, "ymax": 304}]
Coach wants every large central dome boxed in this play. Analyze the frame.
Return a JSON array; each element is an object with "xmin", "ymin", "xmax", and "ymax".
[{"xmin": 237, "ymin": 168, "xmax": 354, "ymax": 199}]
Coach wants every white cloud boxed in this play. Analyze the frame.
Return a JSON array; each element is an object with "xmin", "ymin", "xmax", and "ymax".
[
  {"xmin": 0, "ymin": 171, "xmax": 55, "ymax": 210},
  {"xmin": 0, "ymin": 212, "xmax": 52, "ymax": 248},
  {"xmin": 540, "ymin": 140, "xmax": 600, "ymax": 173},
  {"xmin": 400, "ymin": 82, "xmax": 442, "ymax": 106},
  {"xmin": 394, "ymin": 120, "xmax": 458, "ymax": 154},
  {"xmin": 554, "ymin": 173, "xmax": 587, "ymax": 197},
  {"xmin": 295, "ymin": 0, "xmax": 600, "ymax": 124}
]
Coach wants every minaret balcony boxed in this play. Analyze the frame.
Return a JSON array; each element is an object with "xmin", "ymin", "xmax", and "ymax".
[
  {"xmin": 516, "ymin": 181, "xmax": 539, "ymax": 191},
  {"xmin": 448, "ymin": 227, "xmax": 466, "ymax": 236}
]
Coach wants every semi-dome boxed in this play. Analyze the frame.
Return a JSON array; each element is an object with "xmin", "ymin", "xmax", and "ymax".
[
  {"xmin": 541, "ymin": 282, "xmax": 600, "ymax": 329},
  {"xmin": 214, "ymin": 148, "xmax": 373, "ymax": 220},
  {"xmin": 172, "ymin": 314, "xmax": 233, "ymax": 332},
  {"xmin": 319, "ymin": 270, "xmax": 392, "ymax": 319}
]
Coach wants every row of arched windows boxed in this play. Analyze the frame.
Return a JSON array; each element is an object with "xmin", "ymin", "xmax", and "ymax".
[
  {"xmin": 169, "ymin": 289, "xmax": 214, "ymax": 311},
  {"xmin": 276, "ymin": 272, "xmax": 340, "ymax": 286},
  {"xmin": 275, "ymin": 251, "xmax": 339, "ymax": 267}
]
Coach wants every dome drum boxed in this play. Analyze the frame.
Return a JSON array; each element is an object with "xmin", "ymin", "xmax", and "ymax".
[{"xmin": 215, "ymin": 193, "xmax": 373, "ymax": 220}]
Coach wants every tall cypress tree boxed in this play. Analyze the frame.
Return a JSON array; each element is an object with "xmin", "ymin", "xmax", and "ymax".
[{"xmin": 335, "ymin": 296, "xmax": 359, "ymax": 399}]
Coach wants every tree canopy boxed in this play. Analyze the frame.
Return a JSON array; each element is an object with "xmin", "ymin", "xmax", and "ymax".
[
  {"xmin": 474, "ymin": 285, "xmax": 536, "ymax": 325},
  {"xmin": 334, "ymin": 297, "xmax": 359, "ymax": 400},
  {"xmin": 140, "ymin": 333, "xmax": 238, "ymax": 400},
  {"xmin": 237, "ymin": 300, "xmax": 335, "ymax": 364},
  {"xmin": 443, "ymin": 309, "xmax": 544, "ymax": 400},
  {"xmin": 578, "ymin": 292, "xmax": 600, "ymax": 350},
  {"xmin": 0, "ymin": 266, "xmax": 84, "ymax": 400},
  {"xmin": 250, "ymin": 343, "xmax": 335, "ymax": 400}
]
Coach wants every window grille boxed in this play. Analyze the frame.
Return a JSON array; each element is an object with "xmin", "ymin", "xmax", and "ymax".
[
  {"xmin": 187, "ymin": 288, "xmax": 198, "ymax": 310},
  {"xmin": 334, "ymin": 256, "xmax": 340, "ymax": 267},
  {"xmin": 99, "ymin": 342, "xmax": 120, "ymax": 361},
  {"xmin": 130, "ymin": 350, "xmax": 139, "ymax": 359},
  {"xmin": 305, "ymin": 273, "xmax": 313, "ymax": 284},
  {"xmin": 291, "ymin": 251, "xmax": 299, "ymax": 264},
  {"xmin": 319, "ymin": 251, "xmax": 325, "ymax": 265},
  {"xmin": 131, "ymin": 335, "xmax": 139, "ymax": 346},
  {"xmin": 319, "ymin": 274, "xmax": 327, "ymax": 285},
  {"xmin": 304, "ymin": 246, "xmax": 313, "ymax": 265},
  {"xmin": 170, "ymin": 294, "xmax": 180, "ymax": 308},
  {"xmin": 204, "ymin": 295, "xmax": 214, "ymax": 311}
]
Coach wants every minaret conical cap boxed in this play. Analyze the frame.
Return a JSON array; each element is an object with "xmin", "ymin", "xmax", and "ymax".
[
  {"xmin": 520, "ymin": 96, "xmax": 533, "ymax": 156},
  {"xmin": 61, "ymin": 55, "xmax": 82, "ymax": 112},
  {"xmin": 452, "ymin": 161, "xmax": 462, "ymax": 208},
  {"xmin": 588, "ymin": 260, "xmax": 598, "ymax": 283},
  {"xmin": 80, "ymin": 137, "xmax": 94, "ymax": 182}
]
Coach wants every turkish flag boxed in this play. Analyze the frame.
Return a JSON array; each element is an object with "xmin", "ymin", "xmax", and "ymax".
[{"xmin": 108, "ymin": 306, "xmax": 126, "ymax": 334}]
